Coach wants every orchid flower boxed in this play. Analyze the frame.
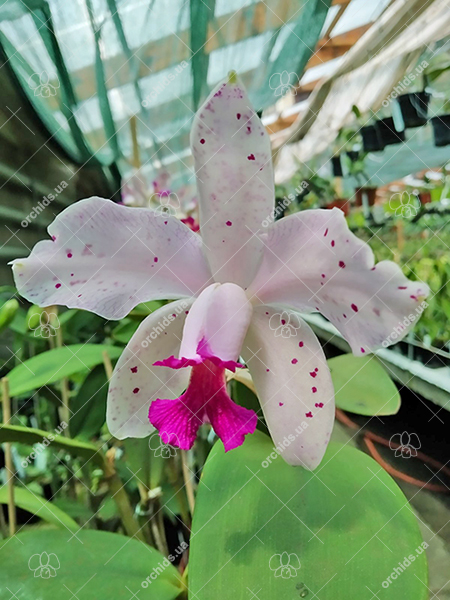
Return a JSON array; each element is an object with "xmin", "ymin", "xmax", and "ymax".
[{"xmin": 11, "ymin": 73, "xmax": 429, "ymax": 469}]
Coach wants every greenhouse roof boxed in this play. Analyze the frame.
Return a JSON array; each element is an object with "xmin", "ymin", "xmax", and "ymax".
[{"xmin": 0, "ymin": 0, "xmax": 405, "ymax": 194}]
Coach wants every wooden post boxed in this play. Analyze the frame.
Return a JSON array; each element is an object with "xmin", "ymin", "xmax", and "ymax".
[{"xmin": 2, "ymin": 378, "xmax": 16, "ymax": 535}]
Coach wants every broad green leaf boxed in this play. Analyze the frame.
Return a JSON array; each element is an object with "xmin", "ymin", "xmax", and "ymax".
[
  {"xmin": 5, "ymin": 344, "xmax": 122, "ymax": 397},
  {"xmin": 328, "ymin": 354, "xmax": 400, "ymax": 415},
  {"xmin": 52, "ymin": 498, "xmax": 94, "ymax": 521},
  {"xmin": 111, "ymin": 318, "xmax": 139, "ymax": 344},
  {"xmin": 0, "ymin": 487, "xmax": 78, "ymax": 531},
  {"xmin": 70, "ymin": 365, "xmax": 108, "ymax": 439},
  {"xmin": 0, "ymin": 530, "xmax": 183, "ymax": 600},
  {"xmin": 231, "ymin": 380, "xmax": 268, "ymax": 435},
  {"xmin": 190, "ymin": 431, "xmax": 428, "ymax": 600},
  {"xmin": 0, "ymin": 424, "xmax": 102, "ymax": 465}
]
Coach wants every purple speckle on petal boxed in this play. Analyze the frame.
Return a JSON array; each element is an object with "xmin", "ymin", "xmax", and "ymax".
[
  {"xmin": 398, "ymin": 286, "xmax": 407, "ymax": 290},
  {"xmin": 247, "ymin": 154, "xmax": 255, "ymax": 161},
  {"xmin": 279, "ymin": 402, "xmax": 283, "ymax": 406},
  {"xmin": 299, "ymin": 341, "xmax": 304, "ymax": 347},
  {"xmin": 131, "ymin": 366, "xmax": 138, "ymax": 373},
  {"xmin": 312, "ymin": 387, "xmax": 317, "ymax": 393},
  {"xmin": 154, "ymin": 257, "xmax": 158, "ymax": 263},
  {"xmin": 291, "ymin": 358, "xmax": 298, "ymax": 365},
  {"xmin": 315, "ymin": 402, "xmax": 324, "ymax": 408},
  {"xmin": 133, "ymin": 387, "xmax": 140, "ymax": 394},
  {"xmin": 324, "ymin": 228, "xmax": 328, "ymax": 237},
  {"xmin": 306, "ymin": 412, "xmax": 313, "ymax": 418},
  {"xmin": 338, "ymin": 260, "xmax": 345, "ymax": 268},
  {"xmin": 331, "ymin": 240, "xmax": 335, "ymax": 247},
  {"xmin": 200, "ymin": 138, "xmax": 205, "ymax": 144},
  {"xmin": 351, "ymin": 304, "xmax": 358, "ymax": 312},
  {"xmin": 226, "ymin": 220, "xmax": 232, "ymax": 226},
  {"xmin": 55, "ymin": 283, "xmax": 61, "ymax": 289},
  {"xmin": 67, "ymin": 252, "xmax": 73, "ymax": 258},
  {"xmin": 237, "ymin": 113, "xmax": 241, "ymax": 119},
  {"xmin": 361, "ymin": 348, "xmax": 365, "ymax": 353}
]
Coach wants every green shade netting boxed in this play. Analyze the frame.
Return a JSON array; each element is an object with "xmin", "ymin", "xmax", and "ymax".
[{"xmin": 0, "ymin": 0, "xmax": 331, "ymax": 192}]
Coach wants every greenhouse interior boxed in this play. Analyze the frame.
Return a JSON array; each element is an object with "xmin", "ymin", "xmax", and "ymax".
[{"xmin": 0, "ymin": 0, "xmax": 450, "ymax": 598}]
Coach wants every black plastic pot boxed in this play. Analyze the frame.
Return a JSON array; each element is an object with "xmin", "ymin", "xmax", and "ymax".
[
  {"xmin": 431, "ymin": 115, "xmax": 450, "ymax": 147},
  {"xmin": 332, "ymin": 155, "xmax": 343, "ymax": 177},
  {"xmin": 376, "ymin": 117, "xmax": 405, "ymax": 146},
  {"xmin": 397, "ymin": 92, "xmax": 430, "ymax": 128},
  {"xmin": 346, "ymin": 150, "xmax": 359, "ymax": 162},
  {"xmin": 361, "ymin": 125, "xmax": 384, "ymax": 152}
]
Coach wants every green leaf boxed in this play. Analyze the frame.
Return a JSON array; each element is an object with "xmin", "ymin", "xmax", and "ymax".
[
  {"xmin": 0, "ymin": 530, "xmax": 183, "ymax": 600},
  {"xmin": 0, "ymin": 424, "xmax": 102, "ymax": 466},
  {"xmin": 111, "ymin": 318, "xmax": 139, "ymax": 344},
  {"xmin": 0, "ymin": 487, "xmax": 78, "ymax": 531},
  {"xmin": 328, "ymin": 354, "xmax": 401, "ymax": 415},
  {"xmin": 5, "ymin": 344, "xmax": 122, "ymax": 397},
  {"xmin": 190, "ymin": 431, "xmax": 428, "ymax": 600},
  {"xmin": 70, "ymin": 365, "xmax": 108, "ymax": 439},
  {"xmin": 52, "ymin": 498, "xmax": 94, "ymax": 521}
]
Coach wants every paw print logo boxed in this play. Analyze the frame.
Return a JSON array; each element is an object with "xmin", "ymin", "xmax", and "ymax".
[
  {"xmin": 269, "ymin": 552, "xmax": 301, "ymax": 579},
  {"xmin": 154, "ymin": 191, "xmax": 180, "ymax": 218},
  {"xmin": 28, "ymin": 552, "xmax": 60, "ymax": 578},
  {"xmin": 269, "ymin": 71, "xmax": 298, "ymax": 97},
  {"xmin": 269, "ymin": 311, "xmax": 302, "ymax": 338},
  {"xmin": 29, "ymin": 310, "xmax": 60, "ymax": 338},
  {"xmin": 389, "ymin": 192, "xmax": 419, "ymax": 218},
  {"xmin": 389, "ymin": 432, "xmax": 421, "ymax": 458},
  {"xmin": 28, "ymin": 72, "xmax": 60, "ymax": 98},
  {"xmin": 149, "ymin": 432, "xmax": 179, "ymax": 458}
]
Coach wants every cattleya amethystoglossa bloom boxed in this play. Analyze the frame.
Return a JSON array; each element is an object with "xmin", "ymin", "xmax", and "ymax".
[{"xmin": 11, "ymin": 73, "xmax": 429, "ymax": 469}]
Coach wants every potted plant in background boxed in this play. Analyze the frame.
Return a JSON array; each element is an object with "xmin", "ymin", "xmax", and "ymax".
[
  {"xmin": 424, "ymin": 51, "xmax": 450, "ymax": 147},
  {"xmin": 331, "ymin": 122, "xmax": 361, "ymax": 176},
  {"xmin": 394, "ymin": 60, "xmax": 431, "ymax": 128},
  {"xmin": 397, "ymin": 91, "xmax": 430, "ymax": 128},
  {"xmin": 341, "ymin": 151, "xmax": 377, "ymax": 210}
]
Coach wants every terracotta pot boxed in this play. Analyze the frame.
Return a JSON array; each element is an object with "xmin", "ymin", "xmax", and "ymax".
[
  {"xmin": 419, "ymin": 191, "xmax": 432, "ymax": 205},
  {"xmin": 326, "ymin": 198, "xmax": 350, "ymax": 216},
  {"xmin": 354, "ymin": 187, "xmax": 377, "ymax": 207}
]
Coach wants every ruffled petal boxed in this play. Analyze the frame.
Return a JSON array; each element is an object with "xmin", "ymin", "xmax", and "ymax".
[
  {"xmin": 107, "ymin": 299, "xmax": 192, "ymax": 439},
  {"xmin": 248, "ymin": 208, "xmax": 429, "ymax": 354},
  {"xmin": 12, "ymin": 197, "xmax": 212, "ymax": 319},
  {"xmin": 206, "ymin": 389, "xmax": 257, "ymax": 452},
  {"xmin": 190, "ymin": 73, "xmax": 274, "ymax": 287},
  {"xmin": 149, "ymin": 358, "xmax": 256, "ymax": 451},
  {"xmin": 241, "ymin": 305, "xmax": 335, "ymax": 470}
]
